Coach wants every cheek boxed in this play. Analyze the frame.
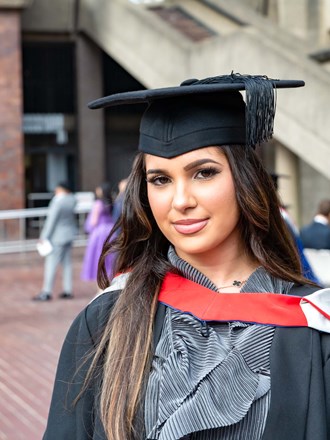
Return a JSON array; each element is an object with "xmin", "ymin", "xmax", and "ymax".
[
  {"xmin": 209, "ymin": 183, "xmax": 239, "ymax": 221},
  {"xmin": 147, "ymin": 189, "xmax": 169, "ymax": 222}
]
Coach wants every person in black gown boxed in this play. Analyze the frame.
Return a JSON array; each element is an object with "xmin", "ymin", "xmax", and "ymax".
[{"xmin": 43, "ymin": 74, "xmax": 330, "ymax": 440}]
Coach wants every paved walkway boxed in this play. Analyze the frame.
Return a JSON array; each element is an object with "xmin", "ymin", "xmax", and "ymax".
[{"xmin": 0, "ymin": 247, "xmax": 97, "ymax": 440}]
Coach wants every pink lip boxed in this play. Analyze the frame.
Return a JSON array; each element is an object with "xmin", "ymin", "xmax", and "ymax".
[{"xmin": 172, "ymin": 219, "xmax": 208, "ymax": 235}]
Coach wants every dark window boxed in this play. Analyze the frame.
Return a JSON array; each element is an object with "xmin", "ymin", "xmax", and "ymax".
[
  {"xmin": 23, "ymin": 42, "xmax": 75, "ymax": 113},
  {"xmin": 103, "ymin": 53, "xmax": 145, "ymax": 115}
]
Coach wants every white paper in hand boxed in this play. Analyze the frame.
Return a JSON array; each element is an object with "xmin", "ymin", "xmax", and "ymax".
[{"xmin": 36, "ymin": 239, "xmax": 53, "ymax": 257}]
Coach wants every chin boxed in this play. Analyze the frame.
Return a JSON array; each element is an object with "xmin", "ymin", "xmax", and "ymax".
[{"xmin": 174, "ymin": 244, "xmax": 216, "ymax": 259}]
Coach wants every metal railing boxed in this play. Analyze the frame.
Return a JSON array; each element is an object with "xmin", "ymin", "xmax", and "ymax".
[{"xmin": 0, "ymin": 203, "xmax": 92, "ymax": 254}]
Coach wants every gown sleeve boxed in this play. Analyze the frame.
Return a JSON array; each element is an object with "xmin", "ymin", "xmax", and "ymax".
[
  {"xmin": 43, "ymin": 292, "xmax": 119, "ymax": 440},
  {"xmin": 322, "ymin": 332, "xmax": 330, "ymax": 435}
]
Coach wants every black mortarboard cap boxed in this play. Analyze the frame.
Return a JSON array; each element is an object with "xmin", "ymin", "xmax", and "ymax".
[{"xmin": 89, "ymin": 73, "xmax": 304, "ymax": 158}]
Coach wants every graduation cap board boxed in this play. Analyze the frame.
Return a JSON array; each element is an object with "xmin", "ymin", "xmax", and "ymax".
[{"xmin": 88, "ymin": 73, "xmax": 305, "ymax": 158}]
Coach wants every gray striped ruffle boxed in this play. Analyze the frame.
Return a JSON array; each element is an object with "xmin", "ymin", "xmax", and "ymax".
[{"xmin": 144, "ymin": 247, "xmax": 293, "ymax": 440}]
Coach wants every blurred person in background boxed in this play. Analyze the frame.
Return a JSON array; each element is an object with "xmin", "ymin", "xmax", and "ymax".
[
  {"xmin": 33, "ymin": 182, "xmax": 77, "ymax": 301},
  {"xmin": 81, "ymin": 182, "xmax": 115, "ymax": 284},
  {"xmin": 271, "ymin": 173, "xmax": 319, "ymax": 283},
  {"xmin": 300, "ymin": 199, "xmax": 330, "ymax": 250},
  {"xmin": 112, "ymin": 178, "xmax": 128, "ymax": 224}
]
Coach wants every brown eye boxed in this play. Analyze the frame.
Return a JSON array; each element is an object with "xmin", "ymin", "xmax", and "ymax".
[
  {"xmin": 146, "ymin": 175, "xmax": 171, "ymax": 186},
  {"xmin": 195, "ymin": 167, "xmax": 219, "ymax": 180}
]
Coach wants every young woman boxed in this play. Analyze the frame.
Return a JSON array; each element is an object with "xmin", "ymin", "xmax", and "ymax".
[{"xmin": 43, "ymin": 74, "xmax": 330, "ymax": 440}]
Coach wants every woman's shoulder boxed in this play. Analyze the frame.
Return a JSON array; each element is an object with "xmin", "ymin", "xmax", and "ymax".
[
  {"xmin": 87, "ymin": 288, "xmax": 120, "ymax": 318},
  {"xmin": 75, "ymin": 274, "xmax": 129, "ymax": 340},
  {"xmin": 68, "ymin": 289, "xmax": 121, "ymax": 346}
]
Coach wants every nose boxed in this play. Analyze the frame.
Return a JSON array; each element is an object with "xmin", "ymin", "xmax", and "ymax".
[{"xmin": 172, "ymin": 182, "xmax": 196, "ymax": 211}]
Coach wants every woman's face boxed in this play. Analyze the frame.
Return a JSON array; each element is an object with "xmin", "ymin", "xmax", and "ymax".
[
  {"xmin": 145, "ymin": 146, "xmax": 241, "ymax": 264},
  {"xmin": 95, "ymin": 187, "xmax": 102, "ymax": 198}
]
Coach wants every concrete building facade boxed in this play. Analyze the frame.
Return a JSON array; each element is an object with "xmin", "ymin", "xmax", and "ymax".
[{"xmin": 0, "ymin": 0, "xmax": 329, "ymax": 226}]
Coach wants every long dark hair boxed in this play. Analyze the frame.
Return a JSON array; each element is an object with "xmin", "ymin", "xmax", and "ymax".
[{"xmin": 89, "ymin": 146, "xmax": 313, "ymax": 439}]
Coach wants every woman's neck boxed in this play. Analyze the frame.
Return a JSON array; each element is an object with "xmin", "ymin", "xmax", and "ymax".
[{"xmin": 175, "ymin": 244, "xmax": 259, "ymax": 291}]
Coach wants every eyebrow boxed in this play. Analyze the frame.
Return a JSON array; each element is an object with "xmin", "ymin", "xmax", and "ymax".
[
  {"xmin": 146, "ymin": 158, "xmax": 220, "ymax": 175},
  {"xmin": 183, "ymin": 158, "xmax": 220, "ymax": 171}
]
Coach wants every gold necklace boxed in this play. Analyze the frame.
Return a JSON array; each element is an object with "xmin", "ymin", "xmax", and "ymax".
[{"xmin": 217, "ymin": 279, "xmax": 247, "ymax": 291}]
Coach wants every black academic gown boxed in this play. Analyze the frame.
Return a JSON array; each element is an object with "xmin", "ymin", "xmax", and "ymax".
[{"xmin": 43, "ymin": 285, "xmax": 330, "ymax": 440}]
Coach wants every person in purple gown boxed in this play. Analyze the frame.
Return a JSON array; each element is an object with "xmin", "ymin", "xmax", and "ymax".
[{"xmin": 81, "ymin": 182, "xmax": 115, "ymax": 282}]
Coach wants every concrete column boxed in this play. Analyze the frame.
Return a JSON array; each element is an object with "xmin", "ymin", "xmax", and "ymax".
[
  {"xmin": 275, "ymin": 143, "xmax": 300, "ymax": 225},
  {"xmin": 299, "ymin": 159, "xmax": 330, "ymax": 226},
  {"xmin": 277, "ymin": 0, "xmax": 321, "ymax": 43},
  {"xmin": 320, "ymin": 0, "xmax": 330, "ymax": 45},
  {"xmin": 0, "ymin": 10, "xmax": 24, "ymax": 210},
  {"xmin": 277, "ymin": 0, "xmax": 309, "ymax": 39},
  {"xmin": 76, "ymin": 34, "xmax": 105, "ymax": 191}
]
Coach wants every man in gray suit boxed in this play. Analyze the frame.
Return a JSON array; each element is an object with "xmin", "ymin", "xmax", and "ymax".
[{"xmin": 33, "ymin": 182, "xmax": 77, "ymax": 301}]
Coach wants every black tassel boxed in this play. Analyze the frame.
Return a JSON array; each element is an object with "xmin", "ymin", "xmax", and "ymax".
[{"xmin": 188, "ymin": 73, "xmax": 277, "ymax": 148}]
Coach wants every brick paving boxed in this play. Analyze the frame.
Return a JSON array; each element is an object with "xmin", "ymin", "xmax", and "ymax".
[{"xmin": 0, "ymin": 247, "xmax": 97, "ymax": 440}]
